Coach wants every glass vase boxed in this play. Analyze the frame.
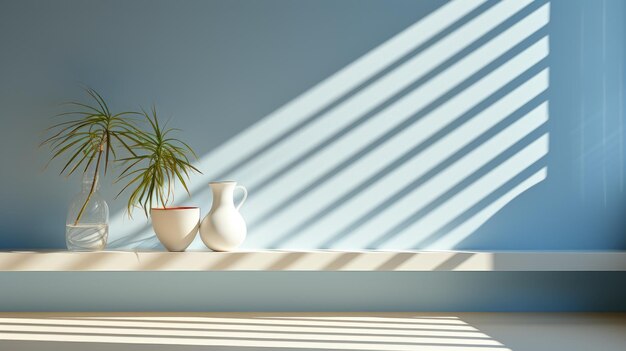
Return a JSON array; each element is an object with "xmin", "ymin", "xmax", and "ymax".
[{"xmin": 65, "ymin": 164, "xmax": 109, "ymax": 251}]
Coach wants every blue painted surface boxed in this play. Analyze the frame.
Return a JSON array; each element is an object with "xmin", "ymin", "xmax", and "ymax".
[
  {"xmin": 0, "ymin": 0, "xmax": 624, "ymax": 251},
  {"xmin": 0, "ymin": 0, "xmax": 626, "ymax": 250},
  {"xmin": 0, "ymin": 0, "xmax": 625, "ymax": 311}
]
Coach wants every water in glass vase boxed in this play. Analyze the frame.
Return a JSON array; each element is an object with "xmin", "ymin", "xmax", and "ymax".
[{"xmin": 66, "ymin": 224, "xmax": 108, "ymax": 251}]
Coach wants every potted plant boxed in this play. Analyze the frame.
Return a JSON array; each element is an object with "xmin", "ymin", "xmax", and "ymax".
[
  {"xmin": 42, "ymin": 88, "xmax": 139, "ymax": 250},
  {"xmin": 116, "ymin": 107, "xmax": 201, "ymax": 251}
]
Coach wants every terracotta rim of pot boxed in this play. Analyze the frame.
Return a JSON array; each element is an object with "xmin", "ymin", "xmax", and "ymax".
[{"xmin": 151, "ymin": 206, "xmax": 199, "ymax": 211}]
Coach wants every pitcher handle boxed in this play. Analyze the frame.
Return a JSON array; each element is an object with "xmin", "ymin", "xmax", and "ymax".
[{"xmin": 235, "ymin": 185, "xmax": 248, "ymax": 210}]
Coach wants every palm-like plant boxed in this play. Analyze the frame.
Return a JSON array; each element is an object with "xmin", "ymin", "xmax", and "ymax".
[
  {"xmin": 116, "ymin": 107, "xmax": 201, "ymax": 217},
  {"xmin": 42, "ymin": 88, "xmax": 140, "ymax": 225}
]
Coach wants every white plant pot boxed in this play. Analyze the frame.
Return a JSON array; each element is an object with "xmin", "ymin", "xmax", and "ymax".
[{"xmin": 151, "ymin": 207, "xmax": 200, "ymax": 252}]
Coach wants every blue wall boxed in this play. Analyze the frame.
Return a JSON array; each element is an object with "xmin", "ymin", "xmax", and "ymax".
[{"xmin": 0, "ymin": 0, "xmax": 624, "ymax": 251}]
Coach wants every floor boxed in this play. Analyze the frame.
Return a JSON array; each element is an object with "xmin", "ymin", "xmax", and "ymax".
[{"xmin": 0, "ymin": 313, "xmax": 623, "ymax": 350}]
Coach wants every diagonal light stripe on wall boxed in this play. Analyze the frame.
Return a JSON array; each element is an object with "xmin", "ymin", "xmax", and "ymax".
[
  {"xmin": 426, "ymin": 167, "xmax": 548, "ymax": 249},
  {"xmin": 313, "ymin": 72, "xmax": 548, "ymax": 249},
  {"xmin": 261, "ymin": 42, "xmax": 549, "ymax": 248},
  {"xmin": 246, "ymin": 3, "xmax": 550, "ymax": 232},
  {"xmin": 336, "ymin": 101, "xmax": 549, "ymax": 249},
  {"xmin": 231, "ymin": 0, "xmax": 534, "ymax": 190},
  {"xmin": 374, "ymin": 133, "xmax": 549, "ymax": 249}
]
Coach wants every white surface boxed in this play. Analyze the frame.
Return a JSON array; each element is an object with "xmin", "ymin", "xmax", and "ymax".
[
  {"xmin": 0, "ymin": 250, "xmax": 625, "ymax": 271},
  {"xmin": 0, "ymin": 312, "xmax": 623, "ymax": 351}
]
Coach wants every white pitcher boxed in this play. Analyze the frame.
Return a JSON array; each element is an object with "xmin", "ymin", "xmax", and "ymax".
[{"xmin": 200, "ymin": 181, "xmax": 248, "ymax": 251}]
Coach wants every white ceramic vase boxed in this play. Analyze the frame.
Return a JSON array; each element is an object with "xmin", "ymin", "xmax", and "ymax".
[
  {"xmin": 151, "ymin": 207, "xmax": 200, "ymax": 252},
  {"xmin": 200, "ymin": 181, "xmax": 248, "ymax": 251}
]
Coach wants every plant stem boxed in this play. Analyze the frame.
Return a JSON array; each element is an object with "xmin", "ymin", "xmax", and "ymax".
[{"xmin": 73, "ymin": 140, "xmax": 105, "ymax": 226}]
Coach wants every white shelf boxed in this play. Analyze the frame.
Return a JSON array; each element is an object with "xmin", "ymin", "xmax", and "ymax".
[{"xmin": 1, "ymin": 250, "xmax": 625, "ymax": 271}]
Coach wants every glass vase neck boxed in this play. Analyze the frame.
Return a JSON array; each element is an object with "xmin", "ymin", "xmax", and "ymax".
[{"xmin": 82, "ymin": 163, "xmax": 100, "ymax": 192}]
